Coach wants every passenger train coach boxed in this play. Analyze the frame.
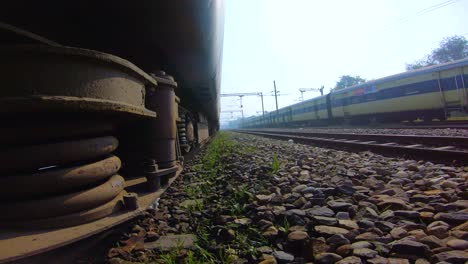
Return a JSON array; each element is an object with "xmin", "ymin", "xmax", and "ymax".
[{"xmin": 240, "ymin": 58, "xmax": 468, "ymax": 128}]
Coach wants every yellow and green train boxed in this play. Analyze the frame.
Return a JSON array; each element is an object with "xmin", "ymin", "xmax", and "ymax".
[{"xmin": 241, "ymin": 58, "xmax": 468, "ymax": 128}]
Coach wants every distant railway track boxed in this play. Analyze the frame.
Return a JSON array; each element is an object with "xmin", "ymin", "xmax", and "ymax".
[
  {"xmin": 272, "ymin": 120, "xmax": 468, "ymax": 130},
  {"xmin": 235, "ymin": 129, "xmax": 468, "ymax": 165},
  {"xmin": 398, "ymin": 120, "xmax": 468, "ymax": 129}
]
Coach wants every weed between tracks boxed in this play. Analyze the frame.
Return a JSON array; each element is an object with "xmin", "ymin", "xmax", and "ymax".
[{"xmin": 155, "ymin": 132, "xmax": 269, "ymax": 263}]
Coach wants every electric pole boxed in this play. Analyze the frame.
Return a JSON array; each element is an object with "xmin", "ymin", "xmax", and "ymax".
[
  {"xmin": 299, "ymin": 86, "xmax": 325, "ymax": 101},
  {"xmin": 221, "ymin": 92, "xmax": 265, "ymax": 118},
  {"xmin": 221, "ymin": 110, "xmax": 243, "ymax": 119},
  {"xmin": 273, "ymin": 80, "xmax": 279, "ymax": 123},
  {"xmin": 259, "ymin": 92, "xmax": 265, "ymax": 124},
  {"xmin": 273, "ymin": 81, "xmax": 279, "ymax": 113},
  {"xmin": 221, "ymin": 91, "xmax": 288, "ymax": 125}
]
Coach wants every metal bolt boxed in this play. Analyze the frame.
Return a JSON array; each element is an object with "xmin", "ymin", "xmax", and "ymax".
[
  {"xmin": 123, "ymin": 192, "xmax": 139, "ymax": 210},
  {"xmin": 146, "ymin": 176, "xmax": 160, "ymax": 192}
]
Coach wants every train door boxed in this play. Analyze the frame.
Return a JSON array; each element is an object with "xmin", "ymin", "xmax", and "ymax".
[
  {"xmin": 288, "ymin": 107, "xmax": 293, "ymax": 122},
  {"xmin": 342, "ymin": 93, "xmax": 351, "ymax": 118},
  {"xmin": 313, "ymin": 101, "xmax": 319, "ymax": 120},
  {"xmin": 455, "ymin": 67, "xmax": 468, "ymax": 112},
  {"xmin": 325, "ymin": 94, "xmax": 333, "ymax": 119},
  {"xmin": 438, "ymin": 69, "xmax": 464, "ymax": 117}
]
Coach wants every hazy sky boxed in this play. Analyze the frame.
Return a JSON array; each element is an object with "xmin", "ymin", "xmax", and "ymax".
[{"xmin": 219, "ymin": 0, "xmax": 468, "ymax": 124}]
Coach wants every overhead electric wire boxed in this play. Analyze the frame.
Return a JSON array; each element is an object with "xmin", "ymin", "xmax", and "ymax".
[{"xmin": 376, "ymin": 0, "xmax": 461, "ymax": 32}]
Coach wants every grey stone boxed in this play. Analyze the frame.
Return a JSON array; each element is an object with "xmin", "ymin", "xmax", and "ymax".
[
  {"xmin": 315, "ymin": 225, "xmax": 349, "ymax": 236},
  {"xmin": 292, "ymin": 184, "xmax": 307, "ymax": 193},
  {"xmin": 257, "ymin": 246, "xmax": 273, "ymax": 254},
  {"xmin": 375, "ymin": 221, "xmax": 395, "ymax": 232},
  {"xmin": 427, "ymin": 221, "xmax": 450, "ymax": 238},
  {"xmin": 367, "ymin": 256, "xmax": 390, "ymax": 264},
  {"xmin": 394, "ymin": 210, "xmax": 420, "ymax": 219},
  {"xmin": 357, "ymin": 219, "xmax": 374, "ymax": 229},
  {"xmin": 312, "ymin": 216, "xmax": 338, "ymax": 226},
  {"xmin": 284, "ymin": 209, "xmax": 306, "ymax": 216},
  {"xmin": 287, "ymin": 230, "xmax": 309, "ymax": 242},
  {"xmin": 306, "ymin": 207, "xmax": 335, "ymax": 217},
  {"xmin": 311, "ymin": 237, "xmax": 330, "ymax": 256},
  {"xmin": 395, "ymin": 171, "xmax": 408, "ymax": 178},
  {"xmin": 377, "ymin": 197, "xmax": 410, "ymax": 210},
  {"xmin": 339, "ymin": 220, "xmax": 359, "ymax": 230},
  {"xmin": 144, "ymin": 234, "xmax": 196, "ymax": 251},
  {"xmin": 391, "ymin": 239, "xmax": 430, "ymax": 256},
  {"xmin": 441, "ymin": 180, "xmax": 458, "ymax": 188},
  {"xmin": 336, "ymin": 244, "xmax": 353, "ymax": 257},
  {"xmin": 355, "ymin": 232, "xmax": 379, "ymax": 241},
  {"xmin": 351, "ymin": 241, "xmax": 373, "ymax": 249},
  {"xmin": 390, "ymin": 227, "xmax": 408, "ymax": 240},
  {"xmin": 326, "ymin": 234, "xmax": 350, "ymax": 247},
  {"xmin": 388, "ymin": 258, "xmax": 410, "ymax": 264},
  {"xmin": 234, "ymin": 218, "xmax": 252, "ymax": 225},
  {"xmin": 435, "ymin": 212, "xmax": 468, "ymax": 225},
  {"xmin": 256, "ymin": 194, "xmax": 274, "ymax": 204},
  {"xmin": 336, "ymin": 183, "xmax": 356, "ymax": 195},
  {"xmin": 302, "ymin": 186, "xmax": 318, "ymax": 194},
  {"xmin": 263, "ymin": 226, "xmax": 279, "ymax": 237},
  {"xmin": 419, "ymin": 235, "xmax": 445, "ymax": 249},
  {"xmin": 353, "ymin": 248, "xmax": 377, "ymax": 259},
  {"xmin": 108, "ymin": 258, "xmax": 125, "ymax": 264},
  {"xmin": 446, "ymin": 239, "xmax": 468, "ymax": 250},
  {"xmin": 336, "ymin": 212, "xmax": 351, "ymax": 220},
  {"xmin": 432, "ymin": 250, "xmax": 468, "ymax": 264},
  {"xmin": 336, "ymin": 256, "xmax": 362, "ymax": 264},
  {"xmin": 316, "ymin": 253, "xmax": 343, "ymax": 264},
  {"xmin": 414, "ymin": 259, "xmax": 430, "ymax": 264},
  {"xmin": 259, "ymin": 254, "xmax": 276, "ymax": 264},
  {"xmin": 272, "ymin": 251, "xmax": 294, "ymax": 263},
  {"xmin": 327, "ymin": 201, "xmax": 353, "ymax": 211}
]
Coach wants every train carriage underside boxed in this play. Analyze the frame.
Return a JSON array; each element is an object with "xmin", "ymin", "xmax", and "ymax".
[{"xmin": 0, "ymin": 1, "xmax": 224, "ymax": 263}]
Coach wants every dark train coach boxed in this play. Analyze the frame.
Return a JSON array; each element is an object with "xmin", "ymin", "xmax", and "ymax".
[{"xmin": 0, "ymin": 1, "xmax": 224, "ymax": 262}]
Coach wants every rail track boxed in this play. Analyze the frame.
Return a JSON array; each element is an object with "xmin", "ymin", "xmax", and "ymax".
[
  {"xmin": 389, "ymin": 120, "xmax": 468, "ymax": 129},
  {"xmin": 276, "ymin": 120, "xmax": 468, "ymax": 130},
  {"xmin": 235, "ymin": 129, "xmax": 468, "ymax": 165}
]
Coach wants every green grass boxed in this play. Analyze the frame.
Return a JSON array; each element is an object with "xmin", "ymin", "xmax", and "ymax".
[
  {"xmin": 161, "ymin": 132, "xmax": 268, "ymax": 263},
  {"xmin": 278, "ymin": 217, "xmax": 290, "ymax": 234},
  {"xmin": 159, "ymin": 253, "xmax": 177, "ymax": 264},
  {"xmin": 270, "ymin": 154, "xmax": 281, "ymax": 173}
]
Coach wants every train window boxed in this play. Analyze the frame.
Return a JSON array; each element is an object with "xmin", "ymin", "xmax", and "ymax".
[
  {"xmin": 381, "ymin": 88, "xmax": 394, "ymax": 99},
  {"xmin": 405, "ymin": 86, "xmax": 419, "ymax": 95},
  {"xmin": 456, "ymin": 75, "xmax": 463, "ymax": 88},
  {"xmin": 351, "ymin": 97, "xmax": 361, "ymax": 104},
  {"xmin": 365, "ymin": 94, "xmax": 377, "ymax": 101},
  {"xmin": 346, "ymin": 97, "xmax": 353, "ymax": 106},
  {"xmin": 439, "ymin": 78, "xmax": 456, "ymax": 90}
]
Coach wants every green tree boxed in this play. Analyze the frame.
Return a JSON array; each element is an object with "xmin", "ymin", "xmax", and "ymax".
[
  {"xmin": 405, "ymin": 55, "xmax": 433, "ymax": 70},
  {"xmin": 406, "ymin": 35, "xmax": 468, "ymax": 70},
  {"xmin": 334, "ymin": 75, "xmax": 366, "ymax": 90}
]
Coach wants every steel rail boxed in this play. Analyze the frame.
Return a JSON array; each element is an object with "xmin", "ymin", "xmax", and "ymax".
[
  {"xmin": 235, "ymin": 130, "xmax": 468, "ymax": 165},
  {"xmin": 238, "ymin": 129, "xmax": 468, "ymax": 148}
]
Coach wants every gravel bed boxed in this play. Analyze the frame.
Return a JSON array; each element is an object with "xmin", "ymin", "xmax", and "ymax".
[
  {"xmin": 106, "ymin": 132, "xmax": 468, "ymax": 264},
  {"xmin": 257, "ymin": 127, "xmax": 468, "ymax": 137}
]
